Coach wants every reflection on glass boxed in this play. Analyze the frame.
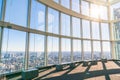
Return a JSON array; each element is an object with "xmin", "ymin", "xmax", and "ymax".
[
  {"xmin": 61, "ymin": 13, "xmax": 70, "ymax": 36},
  {"xmin": 73, "ymin": 40, "xmax": 81, "ymax": 61},
  {"xmin": 72, "ymin": 0, "xmax": 80, "ymax": 13},
  {"xmin": 30, "ymin": 0, "xmax": 46, "ymax": 31},
  {"xmin": 61, "ymin": 38, "xmax": 71, "ymax": 63},
  {"xmin": 115, "ymin": 42, "xmax": 120, "ymax": 59},
  {"xmin": 72, "ymin": 17, "xmax": 81, "ymax": 38},
  {"xmin": 53, "ymin": 0, "xmax": 59, "ymax": 3},
  {"xmin": 29, "ymin": 33, "xmax": 45, "ymax": 68},
  {"xmin": 48, "ymin": 36, "xmax": 59, "ymax": 65},
  {"xmin": 83, "ymin": 40, "xmax": 91, "ymax": 60},
  {"xmin": 82, "ymin": 19, "xmax": 90, "ymax": 38},
  {"xmin": 92, "ymin": 21, "xmax": 100, "ymax": 39},
  {"xmin": 102, "ymin": 42, "xmax": 111, "ymax": 59},
  {"xmin": 93, "ymin": 41, "xmax": 101, "ymax": 60},
  {"xmin": 100, "ymin": 6, "xmax": 108, "ymax": 20},
  {"xmin": 90, "ymin": 3, "xmax": 99, "ymax": 19},
  {"xmin": 1, "ymin": 28, "xmax": 26, "ymax": 74},
  {"xmin": 114, "ymin": 22, "xmax": 120, "ymax": 39},
  {"xmin": 81, "ymin": 0, "xmax": 89, "ymax": 16},
  {"xmin": 61, "ymin": 0, "xmax": 70, "ymax": 9},
  {"xmin": 101, "ymin": 23, "xmax": 110, "ymax": 40},
  {"xmin": 111, "ymin": 2, "xmax": 120, "ymax": 20},
  {"xmin": 5, "ymin": 0, "xmax": 28, "ymax": 27},
  {"xmin": 48, "ymin": 8, "xmax": 59, "ymax": 34}
]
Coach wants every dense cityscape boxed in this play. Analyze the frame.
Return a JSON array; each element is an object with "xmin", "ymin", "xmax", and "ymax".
[{"xmin": 0, "ymin": 51, "xmax": 111, "ymax": 75}]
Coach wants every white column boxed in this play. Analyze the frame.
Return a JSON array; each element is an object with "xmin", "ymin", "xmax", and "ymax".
[
  {"xmin": 24, "ymin": 0, "xmax": 31, "ymax": 70},
  {"xmin": 0, "ymin": 0, "xmax": 6, "ymax": 61},
  {"xmin": 44, "ymin": 6, "xmax": 48, "ymax": 66}
]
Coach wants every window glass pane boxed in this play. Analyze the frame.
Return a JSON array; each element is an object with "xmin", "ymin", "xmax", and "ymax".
[
  {"xmin": 114, "ymin": 22, "xmax": 120, "ymax": 39},
  {"xmin": 5, "ymin": 0, "xmax": 28, "ymax": 27},
  {"xmin": 90, "ymin": 4, "xmax": 99, "ymax": 19},
  {"xmin": 0, "ymin": 0, "xmax": 2, "ymax": 18},
  {"xmin": 82, "ymin": 19, "xmax": 90, "ymax": 38},
  {"xmin": 102, "ymin": 42, "xmax": 111, "ymax": 59},
  {"xmin": 61, "ymin": 0, "xmax": 70, "ymax": 9},
  {"xmin": 48, "ymin": 36, "xmax": 59, "ymax": 65},
  {"xmin": 115, "ymin": 42, "xmax": 120, "ymax": 59},
  {"xmin": 29, "ymin": 34, "xmax": 45, "ymax": 68},
  {"xmin": 53, "ymin": 0, "xmax": 59, "ymax": 3},
  {"xmin": 48, "ymin": 8, "xmax": 59, "ymax": 34},
  {"xmin": 83, "ymin": 40, "xmax": 91, "ymax": 60},
  {"xmin": 93, "ymin": 41, "xmax": 101, "ymax": 60},
  {"xmin": 30, "ymin": 0, "xmax": 46, "ymax": 31},
  {"xmin": 61, "ymin": 13, "xmax": 70, "ymax": 36},
  {"xmin": 1, "ymin": 28, "xmax": 26, "ymax": 74},
  {"xmin": 101, "ymin": 23, "xmax": 110, "ymax": 40},
  {"xmin": 111, "ymin": 2, "xmax": 120, "ymax": 20},
  {"xmin": 72, "ymin": 17, "xmax": 80, "ymax": 38},
  {"xmin": 72, "ymin": 0, "xmax": 80, "ymax": 13},
  {"xmin": 92, "ymin": 21, "xmax": 100, "ymax": 39},
  {"xmin": 73, "ymin": 40, "xmax": 81, "ymax": 61},
  {"xmin": 61, "ymin": 38, "xmax": 71, "ymax": 63},
  {"xmin": 100, "ymin": 6, "xmax": 108, "ymax": 20},
  {"xmin": 81, "ymin": 0, "xmax": 89, "ymax": 16}
]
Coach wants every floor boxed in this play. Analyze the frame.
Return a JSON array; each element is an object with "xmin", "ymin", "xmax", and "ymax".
[{"xmin": 34, "ymin": 61, "xmax": 120, "ymax": 80}]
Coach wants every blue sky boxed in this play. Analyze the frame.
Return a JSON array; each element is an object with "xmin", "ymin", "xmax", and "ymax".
[{"xmin": 1, "ymin": 0, "xmax": 111, "ymax": 52}]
